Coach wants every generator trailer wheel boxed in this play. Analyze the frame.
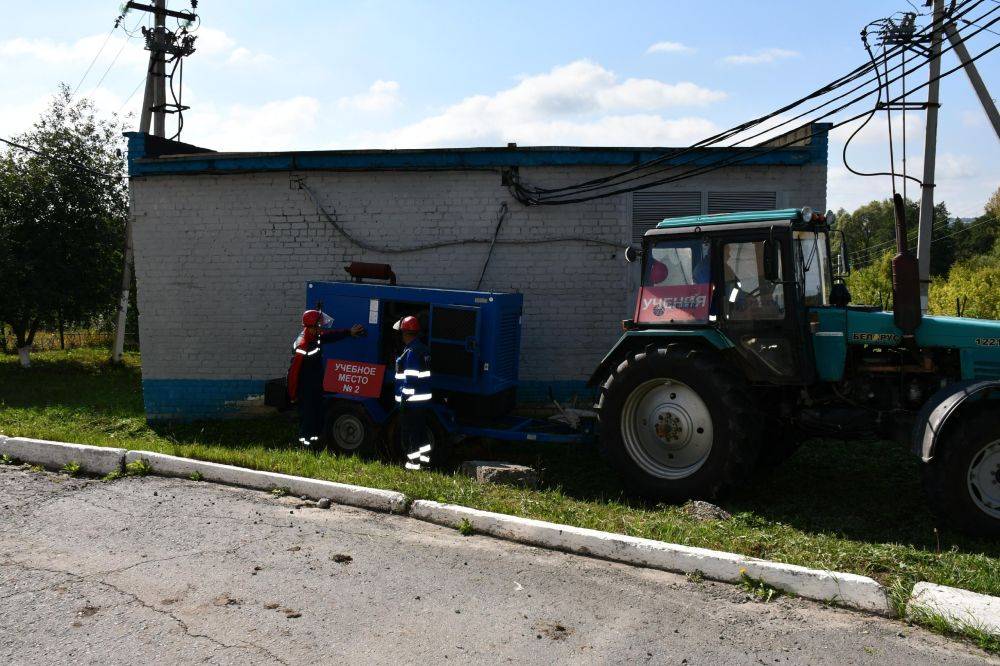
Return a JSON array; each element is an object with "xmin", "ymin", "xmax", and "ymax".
[
  {"xmin": 924, "ymin": 409, "xmax": 1000, "ymax": 537},
  {"xmin": 597, "ymin": 344, "xmax": 759, "ymax": 501},
  {"xmin": 324, "ymin": 401, "xmax": 381, "ymax": 459}
]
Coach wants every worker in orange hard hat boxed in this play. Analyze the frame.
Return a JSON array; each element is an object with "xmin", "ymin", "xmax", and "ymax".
[
  {"xmin": 393, "ymin": 316, "xmax": 434, "ymax": 470},
  {"xmin": 288, "ymin": 309, "xmax": 364, "ymax": 447}
]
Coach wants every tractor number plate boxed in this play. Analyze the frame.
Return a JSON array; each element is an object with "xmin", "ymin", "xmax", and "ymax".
[
  {"xmin": 976, "ymin": 338, "xmax": 1000, "ymax": 347},
  {"xmin": 324, "ymin": 359, "xmax": 386, "ymax": 398}
]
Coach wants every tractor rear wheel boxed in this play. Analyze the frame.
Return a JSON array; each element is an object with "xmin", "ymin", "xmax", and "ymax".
[
  {"xmin": 923, "ymin": 409, "xmax": 1000, "ymax": 538},
  {"xmin": 597, "ymin": 345, "xmax": 759, "ymax": 501}
]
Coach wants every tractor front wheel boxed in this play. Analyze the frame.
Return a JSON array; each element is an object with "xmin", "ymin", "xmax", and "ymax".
[
  {"xmin": 924, "ymin": 409, "xmax": 1000, "ymax": 537},
  {"xmin": 597, "ymin": 345, "xmax": 759, "ymax": 502}
]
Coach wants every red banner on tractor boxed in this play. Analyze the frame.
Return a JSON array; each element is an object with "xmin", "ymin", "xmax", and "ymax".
[
  {"xmin": 635, "ymin": 284, "xmax": 712, "ymax": 323},
  {"xmin": 324, "ymin": 359, "xmax": 386, "ymax": 398}
]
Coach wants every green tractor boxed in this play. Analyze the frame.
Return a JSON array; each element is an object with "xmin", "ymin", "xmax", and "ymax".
[{"xmin": 590, "ymin": 204, "xmax": 1000, "ymax": 536}]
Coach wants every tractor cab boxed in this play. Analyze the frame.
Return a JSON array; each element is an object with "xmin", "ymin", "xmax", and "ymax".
[{"xmin": 628, "ymin": 207, "xmax": 840, "ymax": 386}]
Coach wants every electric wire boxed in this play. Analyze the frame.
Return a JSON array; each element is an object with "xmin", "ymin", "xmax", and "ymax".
[
  {"xmin": 514, "ymin": 3, "xmax": 978, "ymax": 199},
  {"xmin": 511, "ymin": 10, "xmax": 999, "ymax": 206},
  {"xmin": 71, "ymin": 25, "xmax": 117, "ymax": 97},
  {"xmin": 296, "ymin": 180, "xmax": 622, "ymax": 256},
  {"xmin": 0, "ymin": 136, "xmax": 125, "ymax": 180},
  {"xmin": 511, "ymin": 0, "xmax": 995, "ymax": 205},
  {"xmin": 850, "ymin": 215, "xmax": 998, "ymax": 267},
  {"xmin": 92, "ymin": 15, "xmax": 146, "ymax": 92}
]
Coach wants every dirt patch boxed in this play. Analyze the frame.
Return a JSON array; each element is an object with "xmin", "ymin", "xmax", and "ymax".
[{"xmin": 534, "ymin": 620, "xmax": 574, "ymax": 641}]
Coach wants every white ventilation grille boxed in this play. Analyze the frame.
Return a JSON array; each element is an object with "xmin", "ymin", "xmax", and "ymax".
[
  {"xmin": 707, "ymin": 191, "xmax": 777, "ymax": 214},
  {"xmin": 631, "ymin": 191, "xmax": 702, "ymax": 243}
]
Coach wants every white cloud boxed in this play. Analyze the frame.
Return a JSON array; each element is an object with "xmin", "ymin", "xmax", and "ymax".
[
  {"xmin": 937, "ymin": 153, "xmax": 977, "ymax": 180},
  {"xmin": 181, "ymin": 95, "xmax": 321, "ymax": 151},
  {"xmin": 195, "ymin": 28, "xmax": 272, "ymax": 66},
  {"xmin": 0, "ymin": 34, "xmax": 147, "ymax": 70},
  {"xmin": 354, "ymin": 60, "xmax": 724, "ymax": 148},
  {"xmin": 0, "ymin": 27, "xmax": 271, "ymax": 74},
  {"xmin": 226, "ymin": 46, "xmax": 274, "ymax": 66},
  {"xmin": 191, "ymin": 27, "xmax": 236, "ymax": 56},
  {"xmin": 831, "ymin": 112, "xmax": 923, "ymax": 146},
  {"xmin": 722, "ymin": 48, "xmax": 799, "ymax": 65},
  {"xmin": 337, "ymin": 80, "xmax": 401, "ymax": 112},
  {"xmin": 646, "ymin": 41, "xmax": 693, "ymax": 54}
]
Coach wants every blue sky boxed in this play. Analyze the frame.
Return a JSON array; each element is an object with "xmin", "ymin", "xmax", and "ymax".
[{"xmin": 2, "ymin": 0, "xmax": 997, "ymax": 215}]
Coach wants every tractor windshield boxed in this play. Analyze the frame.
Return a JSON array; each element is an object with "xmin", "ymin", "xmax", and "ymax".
[
  {"xmin": 636, "ymin": 239, "xmax": 713, "ymax": 324},
  {"xmin": 794, "ymin": 231, "xmax": 831, "ymax": 306}
]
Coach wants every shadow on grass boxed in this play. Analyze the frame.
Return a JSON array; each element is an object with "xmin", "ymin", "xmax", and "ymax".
[
  {"xmin": 459, "ymin": 433, "xmax": 1000, "ymax": 558},
  {"xmin": 3, "ymin": 348, "xmax": 997, "ymax": 558}
]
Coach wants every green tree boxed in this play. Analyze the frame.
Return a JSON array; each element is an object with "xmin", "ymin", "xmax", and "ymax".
[
  {"xmin": 0, "ymin": 85, "xmax": 127, "ymax": 367},
  {"xmin": 845, "ymin": 250, "xmax": 894, "ymax": 309},
  {"xmin": 834, "ymin": 198, "xmax": 952, "ymax": 275}
]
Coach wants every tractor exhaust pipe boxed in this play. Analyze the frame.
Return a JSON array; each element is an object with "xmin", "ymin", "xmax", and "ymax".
[{"xmin": 891, "ymin": 193, "xmax": 921, "ymax": 336}]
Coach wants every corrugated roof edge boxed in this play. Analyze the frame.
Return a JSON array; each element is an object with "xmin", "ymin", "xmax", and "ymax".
[{"xmin": 125, "ymin": 123, "xmax": 830, "ymax": 177}]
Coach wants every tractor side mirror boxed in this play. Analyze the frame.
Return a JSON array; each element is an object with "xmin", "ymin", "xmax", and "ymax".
[
  {"xmin": 834, "ymin": 229, "xmax": 851, "ymax": 277},
  {"xmin": 763, "ymin": 230, "xmax": 780, "ymax": 282},
  {"xmin": 624, "ymin": 245, "xmax": 642, "ymax": 263}
]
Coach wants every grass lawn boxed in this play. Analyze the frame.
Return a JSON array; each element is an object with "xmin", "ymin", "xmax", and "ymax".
[{"xmin": 2, "ymin": 348, "xmax": 999, "ymax": 630}]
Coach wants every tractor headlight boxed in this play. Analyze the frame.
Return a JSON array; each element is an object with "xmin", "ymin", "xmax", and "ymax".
[{"xmin": 799, "ymin": 206, "xmax": 814, "ymax": 222}]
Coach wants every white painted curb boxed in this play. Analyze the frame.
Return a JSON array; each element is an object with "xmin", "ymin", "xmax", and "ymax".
[
  {"xmin": 0, "ymin": 437, "xmax": 124, "ymax": 476},
  {"xmin": 908, "ymin": 582, "xmax": 1000, "ymax": 636},
  {"xmin": 123, "ymin": 450, "xmax": 408, "ymax": 514},
  {"xmin": 410, "ymin": 500, "xmax": 894, "ymax": 616}
]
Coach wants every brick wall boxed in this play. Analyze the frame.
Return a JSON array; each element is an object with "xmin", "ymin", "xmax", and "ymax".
[{"xmin": 130, "ymin": 163, "xmax": 825, "ymax": 419}]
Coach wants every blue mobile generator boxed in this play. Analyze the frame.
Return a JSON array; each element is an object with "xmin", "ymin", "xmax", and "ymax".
[{"xmin": 265, "ymin": 264, "xmax": 590, "ymax": 456}]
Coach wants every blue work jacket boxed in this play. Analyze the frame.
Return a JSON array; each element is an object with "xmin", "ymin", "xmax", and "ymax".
[{"xmin": 394, "ymin": 339, "xmax": 433, "ymax": 405}]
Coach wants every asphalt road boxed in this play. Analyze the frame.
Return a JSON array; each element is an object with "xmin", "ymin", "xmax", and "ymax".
[{"xmin": 0, "ymin": 465, "xmax": 993, "ymax": 665}]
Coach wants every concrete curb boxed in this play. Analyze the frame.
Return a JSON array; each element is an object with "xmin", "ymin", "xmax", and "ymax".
[
  {"xmin": 907, "ymin": 582, "xmax": 1000, "ymax": 637},
  {"xmin": 410, "ymin": 500, "xmax": 894, "ymax": 616},
  {"xmin": 0, "ymin": 437, "xmax": 124, "ymax": 476},
  {"xmin": 123, "ymin": 451, "xmax": 408, "ymax": 514}
]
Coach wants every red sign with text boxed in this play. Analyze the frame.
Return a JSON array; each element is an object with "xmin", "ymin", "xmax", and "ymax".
[
  {"xmin": 324, "ymin": 359, "xmax": 386, "ymax": 398},
  {"xmin": 635, "ymin": 284, "xmax": 712, "ymax": 323}
]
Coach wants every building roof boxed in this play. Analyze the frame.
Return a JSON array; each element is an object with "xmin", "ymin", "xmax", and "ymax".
[{"xmin": 125, "ymin": 123, "xmax": 830, "ymax": 177}]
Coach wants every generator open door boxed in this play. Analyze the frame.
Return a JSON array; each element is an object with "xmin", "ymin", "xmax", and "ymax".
[{"xmin": 428, "ymin": 304, "xmax": 481, "ymax": 384}]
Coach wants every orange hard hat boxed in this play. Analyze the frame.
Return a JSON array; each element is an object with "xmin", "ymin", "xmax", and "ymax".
[
  {"xmin": 302, "ymin": 310, "xmax": 322, "ymax": 326},
  {"xmin": 393, "ymin": 316, "xmax": 421, "ymax": 332}
]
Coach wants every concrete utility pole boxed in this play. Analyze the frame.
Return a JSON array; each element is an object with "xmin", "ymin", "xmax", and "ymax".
[
  {"xmin": 114, "ymin": 0, "xmax": 167, "ymax": 362},
  {"xmin": 945, "ymin": 21, "xmax": 1000, "ymax": 142},
  {"xmin": 915, "ymin": 0, "xmax": 943, "ymax": 313}
]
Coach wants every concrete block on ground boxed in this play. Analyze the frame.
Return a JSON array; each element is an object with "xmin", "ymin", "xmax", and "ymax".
[
  {"xmin": 0, "ymin": 437, "xmax": 124, "ymax": 476},
  {"xmin": 908, "ymin": 582, "xmax": 1000, "ymax": 636},
  {"xmin": 409, "ymin": 500, "xmax": 892, "ymax": 616},
  {"xmin": 459, "ymin": 460, "xmax": 539, "ymax": 488},
  {"xmin": 124, "ymin": 450, "xmax": 407, "ymax": 513}
]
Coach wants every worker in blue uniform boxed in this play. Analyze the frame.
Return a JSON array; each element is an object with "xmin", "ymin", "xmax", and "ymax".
[
  {"xmin": 287, "ymin": 309, "xmax": 364, "ymax": 447},
  {"xmin": 393, "ymin": 316, "xmax": 433, "ymax": 470}
]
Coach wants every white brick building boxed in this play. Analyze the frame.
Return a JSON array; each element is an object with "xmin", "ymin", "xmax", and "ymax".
[{"xmin": 126, "ymin": 126, "xmax": 828, "ymax": 419}]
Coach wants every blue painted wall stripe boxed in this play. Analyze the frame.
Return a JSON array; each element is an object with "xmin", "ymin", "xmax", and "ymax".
[{"xmin": 142, "ymin": 378, "xmax": 593, "ymax": 421}]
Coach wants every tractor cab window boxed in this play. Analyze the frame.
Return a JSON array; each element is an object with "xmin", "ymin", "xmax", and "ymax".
[
  {"xmin": 794, "ymin": 231, "xmax": 831, "ymax": 306},
  {"xmin": 636, "ymin": 239, "xmax": 712, "ymax": 324},
  {"xmin": 722, "ymin": 241, "xmax": 785, "ymax": 320}
]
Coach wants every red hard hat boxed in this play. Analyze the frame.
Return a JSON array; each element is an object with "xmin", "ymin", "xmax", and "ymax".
[
  {"xmin": 649, "ymin": 259, "xmax": 668, "ymax": 284},
  {"xmin": 302, "ymin": 310, "xmax": 322, "ymax": 327},
  {"xmin": 393, "ymin": 316, "xmax": 421, "ymax": 332}
]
